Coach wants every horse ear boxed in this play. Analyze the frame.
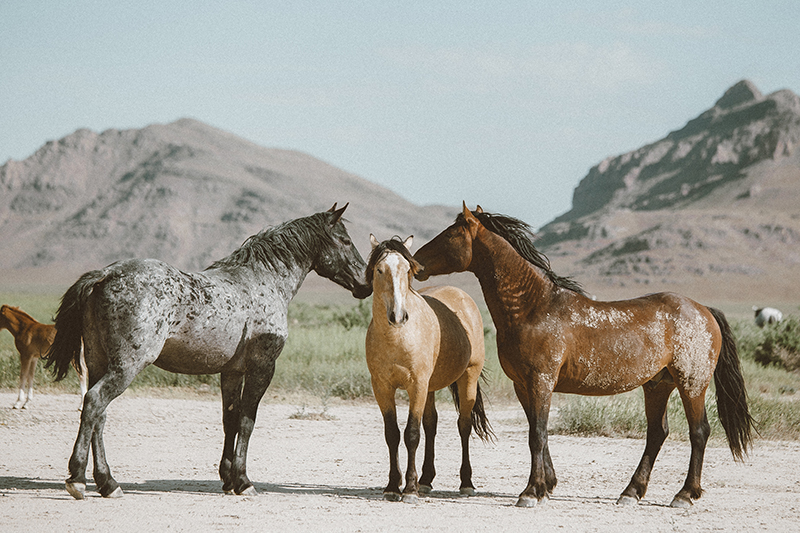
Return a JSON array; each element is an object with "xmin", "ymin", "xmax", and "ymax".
[
  {"xmin": 329, "ymin": 202, "xmax": 348, "ymax": 225},
  {"xmin": 327, "ymin": 203, "xmax": 338, "ymax": 212},
  {"xmin": 370, "ymin": 234, "xmax": 380, "ymax": 250},
  {"xmin": 462, "ymin": 202, "xmax": 480, "ymax": 237},
  {"xmin": 476, "ymin": 205, "xmax": 484, "ymax": 213},
  {"xmin": 403, "ymin": 235, "xmax": 413, "ymax": 250}
]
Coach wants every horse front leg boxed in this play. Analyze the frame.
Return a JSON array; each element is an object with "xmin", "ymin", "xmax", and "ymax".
[
  {"xmin": 372, "ymin": 380, "xmax": 402, "ymax": 501},
  {"xmin": 219, "ymin": 371, "xmax": 244, "ymax": 494},
  {"xmin": 618, "ymin": 380, "xmax": 674, "ymax": 505},
  {"xmin": 418, "ymin": 391, "xmax": 437, "ymax": 494},
  {"xmin": 228, "ymin": 359, "xmax": 277, "ymax": 496},
  {"xmin": 514, "ymin": 379, "xmax": 555, "ymax": 507},
  {"xmin": 401, "ymin": 389, "xmax": 425, "ymax": 504}
]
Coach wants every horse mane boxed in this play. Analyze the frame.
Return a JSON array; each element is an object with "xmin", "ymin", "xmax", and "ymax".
[
  {"xmin": 366, "ymin": 237, "xmax": 421, "ymax": 286},
  {"xmin": 207, "ymin": 212, "xmax": 331, "ymax": 273},
  {"xmin": 459, "ymin": 211, "xmax": 586, "ymax": 295}
]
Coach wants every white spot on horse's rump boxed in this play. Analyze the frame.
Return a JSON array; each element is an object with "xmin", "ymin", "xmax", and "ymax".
[{"xmin": 672, "ymin": 309, "xmax": 714, "ymax": 398}]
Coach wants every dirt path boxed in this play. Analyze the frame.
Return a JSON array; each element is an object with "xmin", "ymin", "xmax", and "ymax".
[{"xmin": 1, "ymin": 392, "xmax": 798, "ymax": 532}]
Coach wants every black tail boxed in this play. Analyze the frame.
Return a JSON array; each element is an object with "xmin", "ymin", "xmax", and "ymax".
[
  {"xmin": 44, "ymin": 270, "xmax": 105, "ymax": 382},
  {"xmin": 708, "ymin": 306, "xmax": 757, "ymax": 461},
  {"xmin": 449, "ymin": 372, "xmax": 495, "ymax": 442}
]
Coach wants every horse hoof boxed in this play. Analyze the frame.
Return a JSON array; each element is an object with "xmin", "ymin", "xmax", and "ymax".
[
  {"xmin": 418, "ymin": 484, "xmax": 432, "ymax": 494},
  {"xmin": 670, "ymin": 496, "xmax": 692, "ymax": 508},
  {"xmin": 460, "ymin": 487, "xmax": 476, "ymax": 496},
  {"xmin": 515, "ymin": 495, "xmax": 547, "ymax": 508},
  {"xmin": 515, "ymin": 496, "xmax": 536, "ymax": 508},
  {"xmin": 238, "ymin": 485, "xmax": 258, "ymax": 497},
  {"xmin": 617, "ymin": 495, "xmax": 639, "ymax": 506},
  {"xmin": 383, "ymin": 492, "xmax": 402, "ymax": 502},
  {"xmin": 105, "ymin": 486, "xmax": 124, "ymax": 499},
  {"xmin": 65, "ymin": 482, "xmax": 86, "ymax": 500},
  {"xmin": 401, "ymin": 493, "xmax": 420, "ymax": 504}
]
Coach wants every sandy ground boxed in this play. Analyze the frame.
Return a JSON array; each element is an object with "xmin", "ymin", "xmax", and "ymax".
[{"xmin": 1, "ymin": 391, "xmax": 798, "ymax": 532}]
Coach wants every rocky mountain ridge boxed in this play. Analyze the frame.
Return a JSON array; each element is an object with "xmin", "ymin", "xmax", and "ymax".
[
  {"xmin": 0, "ymin": 119, "xmax": 454, "ymax": 283},
  {"xmin": 536, "ymin": 80, "xmax": 800, "ymax": 303}
]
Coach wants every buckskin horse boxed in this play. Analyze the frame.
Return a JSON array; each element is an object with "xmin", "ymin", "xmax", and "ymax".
[
  {"xmin": 413, "ymin": 204, "xmax": 755, "ymax": 508},
  {"xmin": 1, "ymin": 304, "xmax": 87, "ymax": 409},
  {"xmin": 365, "ymin": 235, "xmax": 493, "ymax": 503},
  {"xmin": 44, "ymin": 205, "xmax": 371, "ymax": 500}
]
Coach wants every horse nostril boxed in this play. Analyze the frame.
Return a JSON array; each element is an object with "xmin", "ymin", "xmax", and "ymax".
[{"xmin": 402, "ymin": 311, "xmax": 409, "ymax": 324}]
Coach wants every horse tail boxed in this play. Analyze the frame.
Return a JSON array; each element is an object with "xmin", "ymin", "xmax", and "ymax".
[
  {"xmin": 449, "ymin": 371, "xmax": 496, "ymax": 443},
  {"xmin": 44, "ymin": 270, "xmax": 105, "ymax": 382},
  {"xmin": 707, "ymin": 306, "xmax": 757, "ymax": 461}
]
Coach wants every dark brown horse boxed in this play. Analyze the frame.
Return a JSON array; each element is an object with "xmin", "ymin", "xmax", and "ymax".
[
  {"xmin": 1, "ymin": 304, "xmax": 87, "ymax": 409},
  {"xmin": 414, "ymin": 204, "xmax": 755, "ymax": 508}
]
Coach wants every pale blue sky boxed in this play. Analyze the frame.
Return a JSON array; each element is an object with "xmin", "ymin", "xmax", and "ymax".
[{"xmin": 2, "ymin": 1, "xmax": 798, "ymax": 227}]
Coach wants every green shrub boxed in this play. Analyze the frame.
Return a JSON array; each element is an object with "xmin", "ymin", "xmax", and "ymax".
[{"xmin": 751, "ymin": 316, "xmax": 800, "ymax": 371}]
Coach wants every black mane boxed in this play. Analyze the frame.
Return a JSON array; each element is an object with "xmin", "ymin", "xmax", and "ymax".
[
  {"xmin": 366, "ymin": 237, "xmax": 420, "ymax": 286},
  {"xmin": 458, "ymin": 211, "xmax": 586, "ymax": 295},
  {"xmin": 208, "ymin": 212, "xmax": 330, "ymax": 273}
]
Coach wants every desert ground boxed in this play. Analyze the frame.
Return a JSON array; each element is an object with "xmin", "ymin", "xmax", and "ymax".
[{"xmin": 1, "ymin": 391, "xmax": 798, "ymax": 532}]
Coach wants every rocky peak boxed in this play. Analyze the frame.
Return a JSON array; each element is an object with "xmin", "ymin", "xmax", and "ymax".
[
  {"xmin": 541, "ymin": 80, "xmax": 800, "ymax": 238},
  {"xmin": 714, "ymin": 79, "xmax": 763, "ymax": 109}
]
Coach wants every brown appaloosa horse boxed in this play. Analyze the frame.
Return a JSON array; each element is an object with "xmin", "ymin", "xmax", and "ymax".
[{"xmin": 413, "ymin": 204, "xmax": 755, "ymax": 508}]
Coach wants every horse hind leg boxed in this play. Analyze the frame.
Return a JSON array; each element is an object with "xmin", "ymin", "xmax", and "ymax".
[
  {"xmin": 670, "ymin": 391, "xmax": 711, "ymax": 508},
  {"xmin": 418, "ymin": 391, "xmax": 437, "ymax": 494},
  {"xmin": 66, "ymin": 355, "xmax": 146, "ymax": 499},
  {"xmin": 618, "ymin": 379, "xmax": 674, "ymax": 505},
  {"xmin": 454, "ymin": 375, "xmax": 479, "ymax": 496}
]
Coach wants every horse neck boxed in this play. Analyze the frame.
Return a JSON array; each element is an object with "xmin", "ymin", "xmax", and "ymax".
[{"xmin": 470, "ymin": 228, "xmax": 553, "ymax": 324}]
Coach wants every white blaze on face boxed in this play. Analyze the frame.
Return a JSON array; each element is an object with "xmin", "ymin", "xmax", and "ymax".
[{"xmin": 381, "ymin": 253, "xmax": 409, "ymax": 326}]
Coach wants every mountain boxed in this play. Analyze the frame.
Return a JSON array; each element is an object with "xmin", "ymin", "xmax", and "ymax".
[
  {"xmin": 536, "ymin": 80, "xmax": 800, "ymax": 304},
  {"xmin": 0, "ymin": 119, "xmax": 455, "ymax": 286}
]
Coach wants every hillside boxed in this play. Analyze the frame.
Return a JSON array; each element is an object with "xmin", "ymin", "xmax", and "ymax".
[
  {"xmin": 0, "ymin": 119, "xmax": 455, "ymax": 287},
  {"xmin": 536, "ymin": 80, "xmax": 800, "ymax": 305}
]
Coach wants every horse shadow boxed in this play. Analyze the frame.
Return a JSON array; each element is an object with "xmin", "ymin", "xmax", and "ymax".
[{"xmin": 0, "ymin": 476, "xmax": 675, "ymax": 507}]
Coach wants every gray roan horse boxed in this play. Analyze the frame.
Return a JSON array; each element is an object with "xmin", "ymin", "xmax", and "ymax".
[{"xmin": 45, "ymin": 204, "xmax": 371, "ymax": 500}]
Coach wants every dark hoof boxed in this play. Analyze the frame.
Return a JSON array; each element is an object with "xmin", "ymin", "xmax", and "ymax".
[
  {"xmin": 418, "ymin": 484, "xmax": 432, "ymax": 494},
  {"xmin": 98, "ymin": 479, "xmax": 122, "ymax": 498},
  {"xmin": 617, "ymin": 494, "xmax": 639, "ymax": 506},
  {"xmin": 460, "ymin": 487, "xmax": 476, "ymax": 496},
  {"xmin": 383, "ymin": 492, "xmax": 402, "ymax": 502},
  {"xmin": 65, "ymin": 481, "xmax": 86, "ymax": 500},
  {"xmin": 237, "ymin": 485, "xmax": 258, "ymax": 496},
  {"xmin": 105, "ymin": 486, "xmax": 124, "ymax": 498}
]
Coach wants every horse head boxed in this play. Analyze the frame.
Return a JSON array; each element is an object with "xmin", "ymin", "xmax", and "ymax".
[
  {"xmin": 312, "ymin": 203, "xmax": 372, "ymax": 299},
  {"xmin": 414, "ymin": 202, "xmax": 481, "ymax": 281},
  {"xmin": 368, "ymin": 235, "xmax": 418, "ymax": 327}
]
